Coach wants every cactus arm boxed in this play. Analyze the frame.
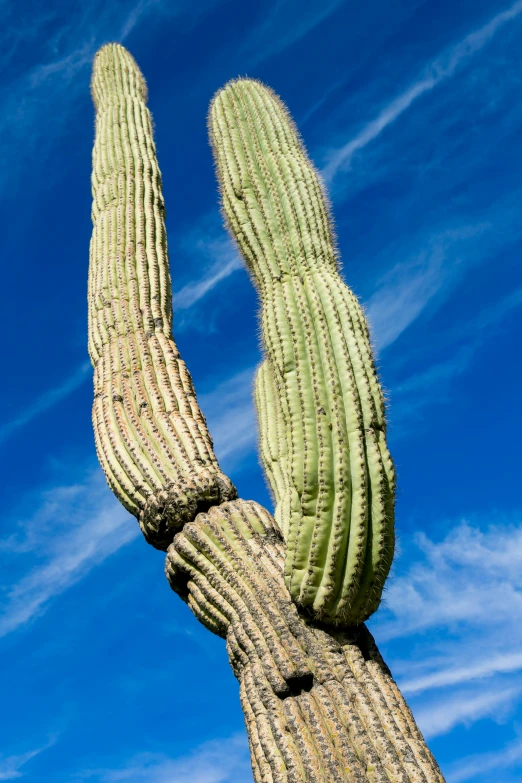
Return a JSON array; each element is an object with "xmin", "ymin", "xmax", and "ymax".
[
  {"xmin": 209, "ymin": 80, "xmax": 395, "ymax": 625},
  {"xmin": 89, "ymin": 44, "xmax": 236, "ymax": 550}
]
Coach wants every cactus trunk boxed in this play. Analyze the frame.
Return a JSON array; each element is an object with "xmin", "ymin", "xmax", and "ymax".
[
  {"xmin": 167, "ymin": 500, "xmax": 444, "ymax": 783},
  {"xmin": 88, "ymin": 44, "xmax": 445, "ymax": 783}
]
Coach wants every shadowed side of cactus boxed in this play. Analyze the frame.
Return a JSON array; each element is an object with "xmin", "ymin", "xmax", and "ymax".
[
  {"xmin": 254, "ymin": 360, "xmax": 290, "ymax": 533},
  {"xmin": 89, "ymin": 44, "xmax": 236, "ymax": 549},
  {"xmin": 209, "ymin": 80, "xmax": 395, "ymax": 625}
]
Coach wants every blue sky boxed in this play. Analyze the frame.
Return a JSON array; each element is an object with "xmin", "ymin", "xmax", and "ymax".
[{"xmin": 1, "ymin": 0, "xmax": 521, "ymax": 780}]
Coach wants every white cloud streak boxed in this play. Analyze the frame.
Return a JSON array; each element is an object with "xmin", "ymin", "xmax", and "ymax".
[
  {"xmin": 0, "ymin": 235, "xmax": 246, "ymax": 444},
  {"xmin": 173, "ymin": 255, "xmax": 243, "ymax": 310},
  {"xmin": 0, "ymin": 359, "xmax": 259, "ymax": 641},
  {"xmin": 365, "ymin": 239, "xmax": 449, "ymax": 351},
  {"xmin": 199, "ymin": 367, "xmax": 257, "ymax": 469},
  {"xmin": 403, "ymin": 652, "xmax": 522, "ymax": 696},
  {"xmin": 0, "ymin": 469, "xmax": 137, "ymax": 637},
  {"xmin": 0, "ymin": 362, "xmax": 259, "ymax": 638},
  {"xmin": 0, "ymin": 0, "xmax": 221, "ymax": 191},
  {"xmin": 0, "ymin": 738, "xmax": 56, "ymax": 781},
  {"xmin": 369, "ymin": 514, "xmax": 522, "ymax": 745},
  {"xmin": 0, "ymin": 362, "xmax": 90, "ymax": 444},
  {"xmin": 81, "ymin": 733, "xmax": 251, "ymax": 783},
  {"xmin": 118, "ymin": 0, "xmax": 167, "ymax": 42},
  {"xmin": 173, "ymin": 235, "xmax": 243, "ymax": 311},
  {"xmin": 244, "ymin": 0, "xmax": 346, "ymax": 67},
  {"xmin": 417, "ymin": 686, "xmax": 521, "ymax": 739},
  {"xmin": 447, "ymin": 736, "xmax": 522, "ymax": 782},
  {"xmin": 388, "ymin": 286, "xmax": 522, "ymax": 429},
  {"xmin": 322, "ymin": 0, "xmax": 522, "ymax": 181},
  {"xmin": 2, "ymin": 0, "xmax": 343, "ymax": 195},
  {"xmin": 365, "ymin": 222, "xmax": 491, "ymax": 351},
  {"xmin": 370, "ymin": 514, "xmax": 522, "ymax": 744},
  {"xmin": 378, "ymin": 517, "xmax": 522, "ymax": 642}
]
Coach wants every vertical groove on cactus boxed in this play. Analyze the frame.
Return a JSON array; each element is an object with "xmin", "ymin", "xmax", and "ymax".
[
  {"xmin": 89, "ymin": 44, "xmax": 236, "ymax": 549},
  {"xmin": 166, "ymin": 500, "xmax": 444, "ymax": 783},
  {"xmin": 209, "ymin": 79, "xmax": 395, "ymax": 625}
]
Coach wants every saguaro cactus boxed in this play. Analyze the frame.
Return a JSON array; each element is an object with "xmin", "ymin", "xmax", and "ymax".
[{"xmin": 88, "ymin": 43, "xmax": 445, "ymax": 783}]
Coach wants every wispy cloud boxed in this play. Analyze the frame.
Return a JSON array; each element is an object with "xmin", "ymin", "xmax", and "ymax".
[
  {"xmin": 366, "ymin": 237, "xmax": 451, "ymax": 351},
  {"xmin": 0, "ymin": 360, "xmax": 258, "ymax": 640},
  {"xmin": 81, "ymin": 733, "xmax": 250, "ymax": 783},
  {"xmin": 173, "ymin": 235, "xmax": 243, "ymax": 312},
  {"xmin": 417, "ymin": 686, "xmax": 521, "ymax": 739},
  {"xmin": 120, "ymin": 0, "xmax": 224, "ymax": 44},
  {"xmin": 447, "ymin": 735, "xmax": 522, "ymax": 782},
  {"xmin": 390, "ymin": 344, "xmax": 475, "ymax": 414},
  {"xmin": 361, "ymin": 181, "xmax": 522, "ymax": 353},
  {"xmin": 0, "ymin": 0, "xmax": 222, "ymax": 192},
  {"xmin": 199, "ymin": 367, "xmax": 257, "ymax": 470},
  {"xmin": 371, "ymin": 512, "xmax": 522, "ymax": 746},
  {"xmin": 378, "ymin": 515, "xmax": 522, "ymax": 641},
  {"xmin": 370, "ymin": 513, "xmax": 522, "ymax": 745},
  {"xmin": 365, "ymin": 222, "xmax": 491, "ymax": 351},
  {"xmin": 0, "ymin": 469, "xmax": 137, "ymax": 637},
  {"xmin": 244, "ymin": 0, "xmax": 346, "ymax": 67},
  {"xmin": 322, "ymin": 0, "xmax": 522, "ymax": 181},
  {"xmin": 0, "ymin": 737, "xmax": 56, "ymax": 781},
  {"xmin": 118, "ymin": 0, "xmax": 167, "ymax": 42},
  {"xmin": 388, "ymin": 286, "xmax": 522, "ymax": 429},
  {"xmin": 0, "ymin": 362, "xmax": 90, "ymax": 444},
  {"xmin": 403, "ymin": 651, "xmax": 522, "ymax": 696}
]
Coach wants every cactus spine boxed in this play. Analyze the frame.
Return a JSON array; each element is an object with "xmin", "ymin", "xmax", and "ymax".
[
  {"xmin": 209, "ymin": 80, "xmax": 395, "ymax": 625},
  {"xmin": 88, "ymin": 44, "xmax": 445, "ymax": 783},
  {"xmin": 89, "ymin": 44, "xmax": 235, "ymax": 550}
]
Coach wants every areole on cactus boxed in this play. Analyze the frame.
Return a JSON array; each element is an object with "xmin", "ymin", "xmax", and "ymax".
[{"xmin": 88, "ymin": 42, "xmax": 445, "ymax": 783}]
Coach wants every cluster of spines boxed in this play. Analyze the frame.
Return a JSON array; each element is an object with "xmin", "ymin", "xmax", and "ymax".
[
  {"xmin": 209, "ymin": 79, "xmax": 395, "ymax": 624},
  {"xmin": 88, "ymin": 44, "xmax": 235, "ymax": 550}
]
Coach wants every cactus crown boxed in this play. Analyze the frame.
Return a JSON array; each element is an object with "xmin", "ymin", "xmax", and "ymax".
[{"xmin": 91, "ymin": 44, "xmax": 148, "ymax": 110}]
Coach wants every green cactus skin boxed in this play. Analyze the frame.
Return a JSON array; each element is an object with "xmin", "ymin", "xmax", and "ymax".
[
  {"xmin": 88, "ymin": 44, "xmax": 236, "ymax": 550},
  {"xmin": 209, "ymin": 80, "xmax": 395, "ymax": 625}
]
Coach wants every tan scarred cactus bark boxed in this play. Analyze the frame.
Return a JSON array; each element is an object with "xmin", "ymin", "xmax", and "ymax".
[{"xmin": 88, "ymin": 43, "xmax": 446, "ymax": 783}]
